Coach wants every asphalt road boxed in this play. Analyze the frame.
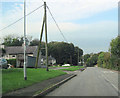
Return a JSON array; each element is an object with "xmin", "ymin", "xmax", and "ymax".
[{"xmin": 46, "ymin": 67, "xmax": 119, "ymax": 96}]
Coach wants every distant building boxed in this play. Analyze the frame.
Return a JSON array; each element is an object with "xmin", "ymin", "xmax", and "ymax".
[
  {"xmin": 0, "ymin": 45, "xmax": 5, "ymax": 57},
  {"xmin": 4, "ymin": 46, "xmax": 37, "ymax": 59},
  {"xmin": 0, "ymin": 45, "xmax": 56, "ymax": 68},
  {"xmin": 32, "ymin": 52, "xmax": 56, "ymax": 68},
  {"xmin": 0, "ymin": 45, "xmax": 5, "ymax": 49},
  {"xmin": 27, "ymin": 55, "xmax": 56, "ymax": 68},
  {"xmin": 0, "ymin": 45, "xmax": 37, "ymax": 67},
  {"xmin": 48, "ymin": 55, "xmax": 56, "ymax": 65}
]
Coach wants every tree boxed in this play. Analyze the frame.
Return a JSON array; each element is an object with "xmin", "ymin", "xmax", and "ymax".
[
  {"xmin": 48, "ymin": 41, "xmax": 83, "ymax": 65},
  {"xmin": 110, "ymin": 36, "xmax": 120, "ymax": 58},
  {"xmin": 30, "ymin": 39, "xmax": 39, "ymax": 46},
  {"xmin": 97, "ymin": 52, "xmax": 104, "ymax": 67},
  {"xmin": 104, "ymin": 52, "xmax": 110, "ymax": 68},
  {"xmin": 2, "ymin": 35, "xmax": 32, "ymax": 46},
  {"xmin": 109, "ymin": 36, "xmax": 120, "ymax": 70},
  {"xmin": 83, "ymin": 54, "xmax": 90, "ymax": 64},
  {"xmin": 2, "ymin": 35, "xmax": 24, "ymax": 46},
  {"xmin": 86, "ymin": 54, "xmax": 98, "ymax": 67},
  {"xmin": 72, "ymin": 46, "xmax": 83, "ymax": 65},
  {"xmin": 48, "ymin": 42, "xmax": 72, "ymax": 64},
  {"xmin": 97, "ymin": 52, "xmax": 111, "ymax": 68}
]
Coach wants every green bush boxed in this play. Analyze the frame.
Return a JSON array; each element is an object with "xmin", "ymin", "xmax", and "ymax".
[
  {"xmin": 86, "ymin": 54, "xmax": 98, "ymax": 67},
  {"xmin": 7, "ymin": 59, "xmax": 16, "ymax": 67},
  {"xmin": 97, "ymin": 40, "xmax": 120, "ymax": 71}
]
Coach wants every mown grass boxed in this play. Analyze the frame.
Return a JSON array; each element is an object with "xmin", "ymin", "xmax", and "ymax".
[
  {"xmin": 0, "ymin": 70, "xmax": 2, "ymax": 95},
  {"xmin": 2, "ymin": 68, "xmax": 66, "ymax": 94},
  {"xmin": 60, "ymin": 66, "xmax": 84, "ymax": 71}
]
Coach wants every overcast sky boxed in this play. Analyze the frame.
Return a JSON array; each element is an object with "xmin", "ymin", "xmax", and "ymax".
[{"xmin": 0, "ymin": 0, "xmax": 119, "ymax": 54}]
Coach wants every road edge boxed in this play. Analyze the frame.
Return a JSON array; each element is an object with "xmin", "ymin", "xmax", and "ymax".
[{"xmin": 33, "ymin": 74, "xmax": 77, "ymax": 97}]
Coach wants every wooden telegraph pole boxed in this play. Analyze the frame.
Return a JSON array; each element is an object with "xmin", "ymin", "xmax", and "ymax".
[
  {"xmin": 35, "ymin": 15, "xmax": 45, "ymax": 68},
  {"xmin": 35, "ymin": 2, "xmax": 49, "ymax": 71},
  {"xmin": 44, "ymin": 2, "xmax": 49, "ymax": 71}
]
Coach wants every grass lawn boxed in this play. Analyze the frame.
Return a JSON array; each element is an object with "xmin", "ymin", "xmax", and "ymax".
[
  {"xmin": 2, "ymin": 68, "xmax": 66, "ymax": 94},
  {"xmin": 60, "ymin": 66, "xmax": 84, "ymax": 71},
  {"xmin": 0, "ymin": 70, "xmax": 2, "ymax": 95}
]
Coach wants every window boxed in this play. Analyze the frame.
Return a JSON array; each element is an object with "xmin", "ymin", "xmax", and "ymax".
[{"xmin": 12, "ymin": 55, "xmax": 15, "ymax": 57}]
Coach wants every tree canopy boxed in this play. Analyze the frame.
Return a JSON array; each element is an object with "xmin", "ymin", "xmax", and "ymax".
[
  {"xmin": 2, "ymin": 35, "xmax": 24, "ymax": 46},
  {"xmin": 2, "ymin": 35, "xmax": 83, "ymax": 65},
  {"xmin": 109, "ymin": 36, "xmax": 120, "ymax": 58},
  {"xmin": 97, "ymin": 36, "xmax": 120, "ymax": 70},
  {"xmin": 48, "ymin": 42, "xmax": 83, "ymax": 65},
  {"xmin": 86, "ymin": 54, "xmax": 98, "ymax": 67},
  {"xmin": 83, "ymin": 54, "xmax": 90, "ymax": 63}
]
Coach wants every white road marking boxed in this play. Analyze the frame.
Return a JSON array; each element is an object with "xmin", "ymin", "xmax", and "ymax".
[
  {"xmin": 101, "ymin": 74, "xmax": 119, "ymax": 94},
  {"xmin": 103, "ymin": 71, "xmax": 114, "ymax": 73}
]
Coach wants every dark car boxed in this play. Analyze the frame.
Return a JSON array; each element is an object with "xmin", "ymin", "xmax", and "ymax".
[{"xmin": 80, "ymin": 68, "xmax": 85, "ymax": 71}]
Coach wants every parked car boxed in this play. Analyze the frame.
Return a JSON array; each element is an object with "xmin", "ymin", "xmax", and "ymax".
[
  {"xmin": 80, "ymin": 68, "xmax": 85, "ymax": 71},
  {"xmin": 62, "ymin": 64, "xmax": 71, "ymax": 67},
  {"xmin": 0, "ymin": 58, "xmax": 7, "ymax": 69}
]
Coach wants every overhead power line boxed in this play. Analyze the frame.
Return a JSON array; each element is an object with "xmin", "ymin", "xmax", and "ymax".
[
  {"xmin": 47, "ymin": 6, "xmax": 68, "ymax": 42},
  {"xmin": 0, "ymin": 5, "xmax": 43, "ymax": 32}
]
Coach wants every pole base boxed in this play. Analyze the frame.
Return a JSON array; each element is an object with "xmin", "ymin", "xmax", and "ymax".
[
  {"xmin": 46, "ymin": 67, "xmax": 49, "ymax": 71},
  {"xmin": 24, "ymin": 77, "xmax": 27, "ymax": 80}
]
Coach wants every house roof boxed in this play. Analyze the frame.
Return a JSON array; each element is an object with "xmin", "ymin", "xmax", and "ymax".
[
  {"xmin": 5, "ymin": 46, "xmax": 38, "ymax": 55},
  {"xmin": 48, "ymin": 56, "xmax": 56, "ymax": 60},
  {"xmin": 2, "ymin": 45, "xmax": 56, "ymax": 61},
  {"xmin": 33, "ymin": 52, "xmax": 56, "ymax": 61}
]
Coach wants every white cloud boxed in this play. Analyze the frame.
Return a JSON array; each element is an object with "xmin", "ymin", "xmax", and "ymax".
[
  {"xmin": 1, "ymin": 0, "xmax": 119, "ymax": 23},
  {"xmin": 45, "ymin": 0, "xmax": 119, "ymax": 21},
  {"xmin": 0, "ymin": 0, "xmax": 118, "ymax": 53},
  {"xmin": 54, "ymin": 21, "xmax": 118, "ymax": 38}
]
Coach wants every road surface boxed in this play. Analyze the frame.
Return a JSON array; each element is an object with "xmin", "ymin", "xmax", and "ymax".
[{"xmin": 46, "ymin": 67, "xmax": 119, "ymax": 96}]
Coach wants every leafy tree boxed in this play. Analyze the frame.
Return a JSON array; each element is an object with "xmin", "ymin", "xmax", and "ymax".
[
  {"xmin": 83, "ymin": 54, "xmax": 90, "ymax": 64},
  {"xmin": 2, "ymin": 35, "xmax": 32, "ymax": 46},
  {"xmin": 72, "ymin": 46, "xmax": 83, "ymax": 65},
  {"xmin": 97, "ymin": 52, "xmax": 110, "ymax": 68},
  {"xmin": 30, "ymin": 39, "xmax": 39, "ymax": 46},
  {"xmin": 103, "ymin": 52, "xmax": 110, "ymax": 68},
  {"xmin": 97, "ymin": 52, "xmax": 105, "ymax": 67},
  {"xmin": 97, "ymin": 36, "xmax": 120, "ymax": 70},
  {"xmin": 86, "ymin": 54, "xmax": 98, "ymax": 67},
  {"xmin": 109, "ymin": 36, "xmax": 120, "ymax": 70},
  {"xmin": 2, "ymin": 35, "xmax": 24, "ymax": 46},
  {"xmin": 2, "ymin": 35, "xmax": 12, "ymax": 46},
  {"xmin": 109, "ymin": 36, "xmax": 120, "ymax": 58},
  {"xmin": 48, "ymin": 42, "xmax": 83, "ymax": 65}
]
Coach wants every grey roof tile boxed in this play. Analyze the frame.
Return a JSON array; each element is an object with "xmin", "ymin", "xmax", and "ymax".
[{"xmin": 5, "ymin": 46, "xmax": 38, "ymax": 55}]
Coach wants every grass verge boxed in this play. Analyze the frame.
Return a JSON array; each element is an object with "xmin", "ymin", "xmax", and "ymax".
[
  {"xmin": 2, "ymin": 68, "xmax": 66, "ymax": 94},
  {"xmin": 60, "ymin": 66, "xmax": 84, "ymax": 71}
]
